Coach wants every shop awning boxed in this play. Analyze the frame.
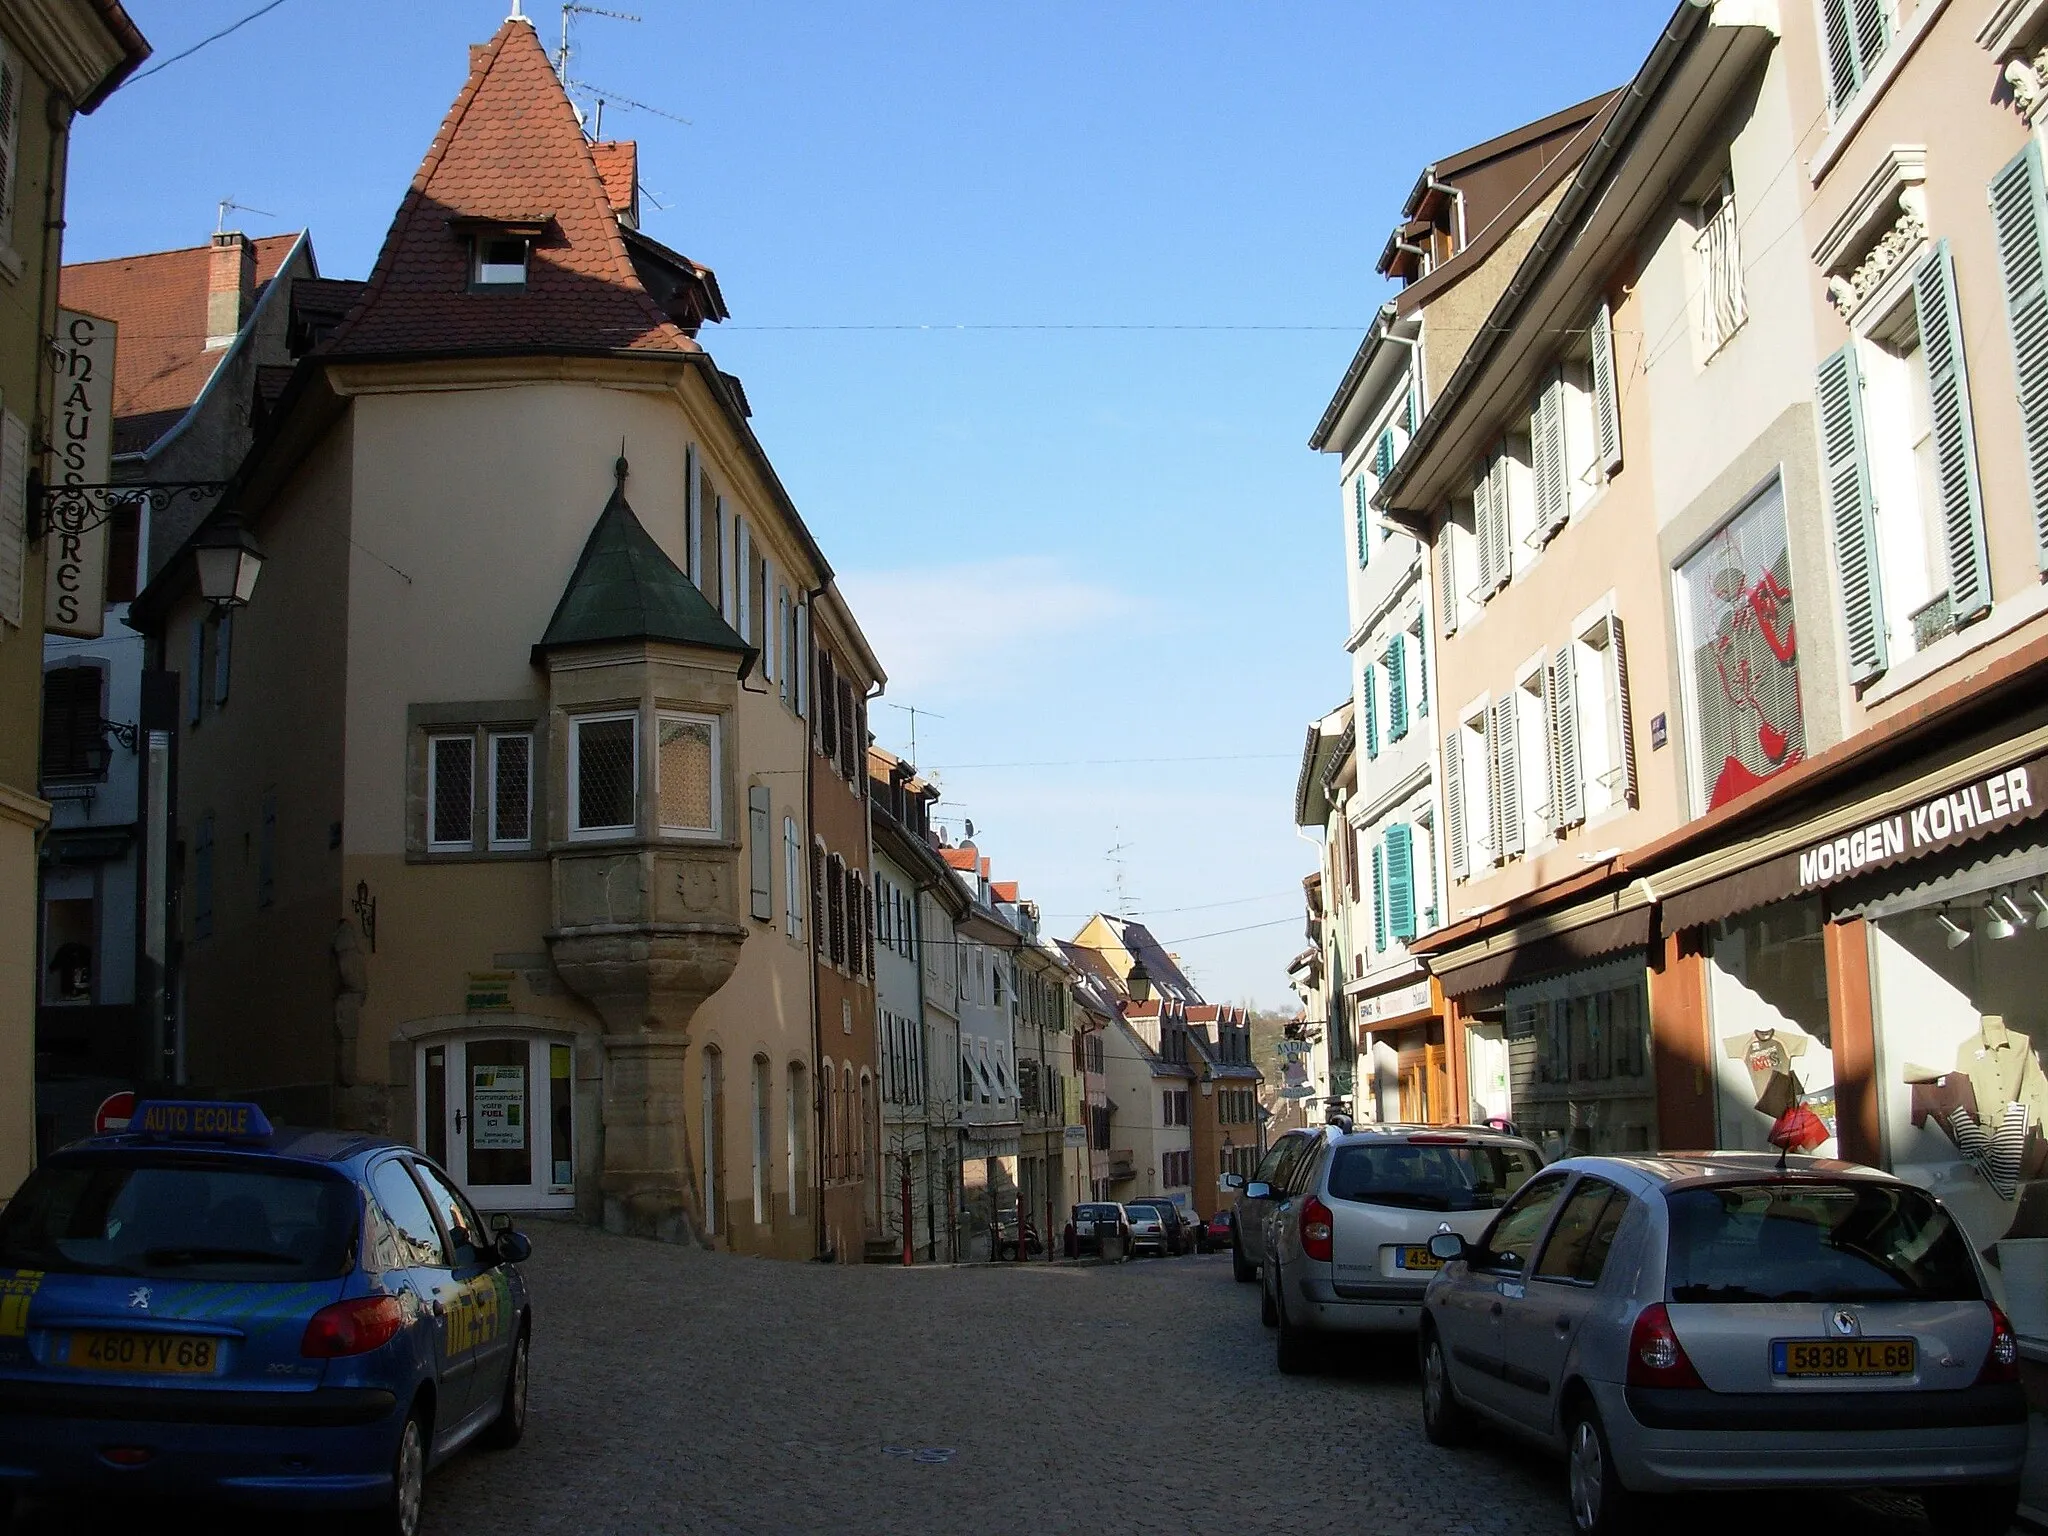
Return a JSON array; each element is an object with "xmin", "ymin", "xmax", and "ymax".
[
  {"xmin": 1430, "ymin": 884, "xmax": 1654, "ymax": 1000},
  {"xmin": 1650, "ymin": 728, "xmax": 2048, "ymax": 933}
]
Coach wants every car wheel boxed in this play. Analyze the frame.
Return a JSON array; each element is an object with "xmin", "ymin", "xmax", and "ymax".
[
  {"xmin": 1921, "ymin": 1483, "xmax": 2021, "ymax": 1536},
  {"xmin": 1232, "ymin": 1237, "xmax": 1256, "ymax": 1284},
  {"xmin": 482, "ymin": 1328, "xmax": 529, "ymax": 1449},
  {"xmin": 353, "ymin": 1404, "xmax": 428, "ymax": 1536},
  {"xmin": 1565, "ymin": 1400, "xmax": 1637, "ymax": 1536},
  {"xmin": 1274, "ymin": 1283, "xmax": 1313, "ymax": 1375},
  {"xmin": 1260, "ymin": 1268, "xmax": 1278, "ymax": 1327},
  {"xmin": 1419, "ymin": 1326, "xmax": 1471, "ymax": 1447}
]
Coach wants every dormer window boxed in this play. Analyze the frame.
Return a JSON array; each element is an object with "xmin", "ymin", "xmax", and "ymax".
[{"xmin": 474, "ymin": 236, "xmax": 529, "ymax": 287}]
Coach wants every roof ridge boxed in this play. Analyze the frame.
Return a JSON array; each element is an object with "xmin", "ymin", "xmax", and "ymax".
[{"xmin": 63, "ymin": 231, "xmax": 304, "ymax": 272}]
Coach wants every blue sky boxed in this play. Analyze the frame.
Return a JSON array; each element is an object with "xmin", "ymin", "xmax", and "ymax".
[{"xmin": 73, "ymin": 1, "xmax": 1658, "ymax": 1007}]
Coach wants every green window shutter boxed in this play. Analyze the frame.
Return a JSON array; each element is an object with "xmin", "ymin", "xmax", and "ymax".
[
  {"xmin": 1815, "ymin": 343, "xmax": 1888, "ymax": 682},
  {"xmin": 1404, "ymin": 380, "xmax": 1419, "ymax": 435},
  {"xmin": 1591, "ymin": 301, "xmax": 1622, "ymax": 474},
  {"xmin": 1385, "ymin": 823, "xmax": 1415, "ymax": 942},
  {"xmin": 1821, "ymin": 0, "xmax": 1889, "ymax": 112},
  {"xmin": 1412, "ymin": 627, "xmax": 1429, "ymax": 717},
  {"xmin": 1375, "ymin": 429, "xmax": 1396, "ymax": 481},
  {"xmin": 1443, "ymin": 729, "xmax": 1468, "ymax": 882},
  {"xmin": 1355, "ymin": 475, "xmax": 1370, "ymax": 567},
  {"xmin": 1386, "ymin": 634, "xmax": 1409, "ymax": 741},
  {"xmin": 1911, "ymin": 241, "xmax": 1991, "ymax": 624},
  {"xmin": 1371, "ymin": 843, "xmax": 1387, "ymax": 952},
  {"xmin": 1990, "ymin": 139, "xmax": 2048, "ymax": 572},
  {"xmin": 1362, "ymin": 664, "xmax": 1379, "ymax": 759}
]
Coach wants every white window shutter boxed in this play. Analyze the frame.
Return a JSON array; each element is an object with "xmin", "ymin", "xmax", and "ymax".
[
  {"xmin": 1437, "ymin": 519, "xmax": 1459, "ymax": 636},
  {"xmin": 1471, "ymin": 477, "xmax": 1494, "ymax": 602},
  {"xmin": 1487, "ymin": 454, "xmax": 1512, "ymax": 591},
  {"xmin": 684, "ymin": 444, "xmax": 702, "ymax": 586},
  {"xmin": 1493, "ymin": 696, "xmax": 1523, "ymax": 858},
  {"xmin": 748, "ymin": 784, "xmax": 772, "ymax": 921},
  {"xmin": 1609, "ymin": 615, "xmax": 1639, "ymax": 810},
  {"xmin": 1591, "ymin": 300, "xmax": 1622, "ymax": 475},
  {"xmin": 1990, "ymin": 139, "xmax": 2048, "ymax": 572},
  {"xmin": 735, "ymin": 518, "xmax": 752, "ymax": 641},
  {"xmin": 1815, "ymin": 343, "xmax": 1887, "ymax": 681},
  {"xmin": 1483, "ymin": 708, "xmax": 1504, "ymax": 866},
  {"xmin": 1910, "ymin": 242, "xmax": 1991, "ymax": 625},
  {"xmin": 718, "ymin": 497, "xmax": 735, "ymax": 625},
  {"xmin": 794, "ymin": 600, "xmax": 810, "ymax": 718},
  {"xmin": 1443, "ymin": 730, "xmax": 1468, "ymax": 882},
  {"xmin": 0, "ymin": 405, "xmax": 23, "ymax": 629},
  {"xmin": 1551, "ymin": 644, "xmax": 1584, "ymax": 829},
  {"xmin": 1533, "ymin": 370, "xmax": 1568, "ymax": 540}
]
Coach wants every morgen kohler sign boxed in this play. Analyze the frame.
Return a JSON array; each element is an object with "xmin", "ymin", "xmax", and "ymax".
[
  {"xmin": 43, "ymin": 309, "xmax": 116, "ymax": 639},
  {"xmin": 1797, "ymin": 759, "xmax": 2043, "ymax": 889}
]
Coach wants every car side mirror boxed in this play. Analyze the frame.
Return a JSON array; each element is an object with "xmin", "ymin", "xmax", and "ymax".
[
  {"xmin": 488, "ymin": 1212, "xmax": 513, "ymax": 1236},
  {"xmin": 1220, "ymin": 1173, "xmax": 1244, "ymax": 1191},
  {"xmin": 1244, "ymin": 1181, "xmax": 1272, "ymax": 1201},
  {"xmin": 494, "ymin": 1229, "xmax": 532, "ymax": 1265},
  {"xmin": 1427, "ymin": 1231, "xmax": 1467, "ymax": 1262}
]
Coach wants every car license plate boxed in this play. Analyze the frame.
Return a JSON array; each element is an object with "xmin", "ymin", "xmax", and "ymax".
[
  {"xmin": 1395, "ymin": 1245, "xmax": 1443, "ymax": 1271},
  {"xmin": 1771, "ymin": 1337, "xmax": 1915, "ymax": 1378},
  {"xmin": 1078, "ymin": 1221, "xmax": 1095, "ymax": 1234},
  {"xmin": 67, "ymin": 1331, "xmax": 219, "ymax": 1375}
]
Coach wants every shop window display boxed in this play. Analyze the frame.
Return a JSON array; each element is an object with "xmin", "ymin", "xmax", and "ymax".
[
  {"xmin": 1707, "ymin": 899, "xmax": 1836, "ymax": 1155},
  {"xmin": 1868, "ymin": 861, "xmax": 2048, "ymax": 1334},
  {"xmin": 1503, "ymin": 953, "xmax": 1656, "ymax": 1161}
]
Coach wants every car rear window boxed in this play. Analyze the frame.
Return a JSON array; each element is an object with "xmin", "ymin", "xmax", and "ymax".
[
  {"xmin": 1665, "ymin": 1181, "xmax": 1982, "ymax": 1304},
  {"xmin": 0, "ymin": 1154, "xmax": 359, "ymax": 1282},
  {"xmin": 1325, "ymin": 1142, "xmax": 1542, "ymax": 1211}
]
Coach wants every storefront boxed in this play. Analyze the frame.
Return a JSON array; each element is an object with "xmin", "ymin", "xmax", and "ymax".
[
  {"xmin": 412, "ymin": 1027, "xmax": 578, "ymax": 1213},
  {"xmin": 1354, "ymin": 976, "xmax": 1447, "ymax": 1124}
]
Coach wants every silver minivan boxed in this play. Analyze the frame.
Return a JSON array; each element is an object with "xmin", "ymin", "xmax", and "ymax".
[
  {"xmin": 1259, "ymin": 1125, "xmax": 1544, "ymax": 1371},
  {"xmin": 1419, "ymin": 1153, "xmax": 2027, "ymax": 1536}
]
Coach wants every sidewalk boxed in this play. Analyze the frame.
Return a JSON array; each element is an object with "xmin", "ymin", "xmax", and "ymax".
[{"xmin": 2023, "ymin": 1411, "xmax": 2048, "ymax": 1531}]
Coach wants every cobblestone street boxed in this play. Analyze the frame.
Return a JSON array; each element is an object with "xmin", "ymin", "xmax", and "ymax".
[{"xmin": 406, "ymin": 1220, "xmax": 1950, "ymax": 1536}]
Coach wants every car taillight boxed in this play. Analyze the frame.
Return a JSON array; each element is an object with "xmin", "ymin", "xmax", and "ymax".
[
  {"xmin": 1300, "ymin": 1194, "xmax": 1334, "ymax": 1262},
  {"xmin": 1626, "ymin": 1304, "xmax": 1704, "ymax": 1389},
  {"xmin": 301, "ymin": 1295, "xmax": 404, "ymax": 1358},
  {"xmin": 1979, "ymin": 1302, "xmax": 2020, "ymax": 1385}
]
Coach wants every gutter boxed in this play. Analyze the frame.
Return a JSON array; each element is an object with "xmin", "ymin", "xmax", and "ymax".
[{"xmin": 1373, "ymin": 0, "xmax": 1713, "ymax": 519}]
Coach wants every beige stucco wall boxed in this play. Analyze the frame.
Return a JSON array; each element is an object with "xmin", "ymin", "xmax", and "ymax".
[
  {"xmin": 1415, "ymin": 185, "xmax": 1570, "ymax": 405},
  {"xmin": 1784, "ymin": 1, "xmax": 2048, "ymax": 729},
  {"xmin": 338, "ymin": 370, "xmax": 818, "ymax": 1249}
]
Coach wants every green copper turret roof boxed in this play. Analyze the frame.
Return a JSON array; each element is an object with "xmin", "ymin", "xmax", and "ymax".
[{"xmin": 535, "ymin": 459, "xmax": 756, "ymax": 673}]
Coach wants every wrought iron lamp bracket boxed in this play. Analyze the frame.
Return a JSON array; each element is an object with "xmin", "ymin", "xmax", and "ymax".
[{"xmin": 29, "ymin": 477, "xmax": 227, "ymax": 542}]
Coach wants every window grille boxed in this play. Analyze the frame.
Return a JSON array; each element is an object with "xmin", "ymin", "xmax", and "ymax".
[{"xmin": 573, "ymin": 715, "xmax": 636, "ymax": 834}]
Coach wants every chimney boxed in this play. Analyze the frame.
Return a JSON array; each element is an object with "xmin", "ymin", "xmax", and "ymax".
[{"xmin": 205, "ymin": 231, "xmax": 255, "ymax": 350}]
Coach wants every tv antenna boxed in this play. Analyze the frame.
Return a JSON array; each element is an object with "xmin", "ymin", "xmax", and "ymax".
[
  {"xmin": 881, "ymin": 701, "xmax": 945, "ymax": 767},
  {"xmin": 554, "ymin": 4, "xmax": 693, "ymax": 132},
  {"xmin": 216, "ymin": 198, "xmax": 275, "ymax": 234},
  {"xmin": 1107, "ymin": 830, "xmax": 1139, "ymax": 917}
]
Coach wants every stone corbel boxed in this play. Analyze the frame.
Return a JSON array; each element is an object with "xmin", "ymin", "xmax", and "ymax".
[
  {"xmin": 1981, "ymin": 0, "xmax": 2048, "ymax": 117},
  {"xmin": 1813, "ymin": 147, "xmax": 1929, "ymax": 322},
  {"xmin": 2005, "ymin": 46, "xmax": 2048, "ymax": 119}
]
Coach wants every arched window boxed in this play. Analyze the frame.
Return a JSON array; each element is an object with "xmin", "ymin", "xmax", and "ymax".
[
  {"xmin": 820, "ymin": 1056, "xmax": 837, "ymax": 1182},
  {"xmin": 860, "ymin": 1069, "xmax": 876, "ymax": 1200},
  {"xmin": 751, "ymin": 1054, "xmax": 770, "ymax": 1225},
  {"xmin": 842, "ymin": 1064, "xmax": 854, "ymax": 1177},
  {"xmin": 786, "ymin": 1060, "xmax": 806, "ymax": 1216},
  {"xmin": 701, "ymin": 1045, "xmax": 724, "ymax": 1238}
]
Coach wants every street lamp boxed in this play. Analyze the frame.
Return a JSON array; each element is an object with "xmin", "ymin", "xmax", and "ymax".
[
  {"xmin": 1125, "ymin": 959, "xmax": 1151, "ymax": 1004},
  {"xmin": 191, "ymin": 510, "xmax": 265, "ymax": 608}
]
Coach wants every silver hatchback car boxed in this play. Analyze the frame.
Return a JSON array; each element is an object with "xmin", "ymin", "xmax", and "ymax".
[
  {"xmin": 1259, "ymin": 1125, "xmax": 1544, "ymax": 1372},
  {"xmin": 1124, "ymin": 1204, "xmax": 1169, "ymax": 1256},
  {"xmin": 1419, "ymin": 1153, "xmax": 2027, "ymax": 1536}
]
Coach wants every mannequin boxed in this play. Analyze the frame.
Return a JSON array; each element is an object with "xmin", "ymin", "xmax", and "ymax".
[{"xmin": 1904, "ymin": 1016, "xmax": 2048, "ymax": 1196}]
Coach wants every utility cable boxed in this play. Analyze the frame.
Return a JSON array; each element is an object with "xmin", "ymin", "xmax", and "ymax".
[{"xmin": 125, "ymin": 0, "xmax": 295, "ymax": 86}]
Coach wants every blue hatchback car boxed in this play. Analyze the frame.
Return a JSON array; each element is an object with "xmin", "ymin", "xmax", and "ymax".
[{"xmin": 0, "ymin": 1100, "xmax": 533, "ymax": 1535}]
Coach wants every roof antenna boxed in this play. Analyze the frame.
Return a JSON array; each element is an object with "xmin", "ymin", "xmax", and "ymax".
[{"xmin": 216, "ymin": 197, "xmax": 275, "ymax": 234}]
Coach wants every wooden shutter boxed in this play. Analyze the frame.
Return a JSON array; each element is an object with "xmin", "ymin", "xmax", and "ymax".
[
  {"xmin": 1911, "ymin": 242, "xmax": 1991, "ymax": 624},
  {"xmin": 1384, "ymin": 822, "xmax": 1415, "ymax": 941},
  {"xmin": 1591, "ymin": 301, "xmax": 1622, "ymax": 475},
  {"xmin": 1444, "ymin": 730, "xmax": 1467, "ymax": 881},
  {"xmin": 1610, "ymin": 616, "xmax": 1639, "ymax": 810},
  {"xmin": 1362, "ymin": 663, "xmax": 1378, "ymax": 759},
  {"xmin": 1386, "ymin": 634, "xmax": 1408, "ymax": 740},
  {"xmin": 1851, "ymin": 0, "xmax": 1889, "ymax": 78},
  {"xmin": 1370, "ymin": 843, "xmax": 1387, "ymax": 951},
  {"xmin": 1412, "ymin": 627, "xmax": 1429, "ymax": 717},
  {"xmin": 794, "ymin": 600, "xmax": 810, "ymax": 718},
  {"xmin": 748, "ymin": 784, "xmax": 772, "ymax": 921},
  {"xmin": 0, "ymin": 406, "xmax": 23, "ymax": 629},
  {"xmin": 0, "ymin": 49, "xmax": 16, "ymax": 245},
  {"xmin": 817, "ymin": 650, "xmax": 837, "ymax": 754},
  {"xmin": 1488, "ymin": 454, "xmax": 1512, "ymax": 590},
  {"xmin": 1550, "ymin": 644, "xmax": 1584, "ymax": 829},
  {"xmin": 1473, "ymin": 465, "xmax": 1498, "ymax": 596},
  {"xmin": 1821, "ymin": 0, "xmax": 1857, "ymax": 109},
  {"xmin": 811, "ymin": 843, "xmax": 827, "ymax": 942},
  {"xmin": 1991, "ymin": 140, "xmax": 2048, "ymax": 572},
  {"xmin": 1815, "ymin": 343, "xmax": 1887, "ymax": 681},
  {"xmin": 1437, "ymin": 521, "xmax": 1459, "ymax": 636},
  {"xmin": 1375, "ymin": 429, "xmax": 1396, "ymax": 481},
  {"xmin": 1533, "ymin": 370, "xmax": 1568, "ymax": 539},
  {"xmin": 1355, "ymin": 475, "xmax": 1370, "ymax": 567},
  {"xmin": 41, "ymin": 665, "xmax": 102, "ymax": 779},
  {"xmin": 1483, "ymin": 708, "xmax": 1503, "ymax": 866},
  {"xmin": 827, "ymin": 854, "xmax": 845, "ymax": 967},
  {"xmin": 1492, "ymin": 697, "xmax": 1524, "ymax": 858}
]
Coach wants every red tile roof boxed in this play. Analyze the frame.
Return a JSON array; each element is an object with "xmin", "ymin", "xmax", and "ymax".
[
  {"xmin": 62, "ymin": 234, "xmax": 301, "ymax": 457},
  {"xmin": 590, "ymin": 141, "xmax": 636, "ymax": 218},
  {"xmin": 940, "ymin": 848, "xmax": 978, "ymax": 871},
  {"xmin": 991, "ymin": 881, "xmax": 1018, "ymax": 903},
  {"xmin": 326, "ymin": 20, "xmax": 693, "ymax": 359}
]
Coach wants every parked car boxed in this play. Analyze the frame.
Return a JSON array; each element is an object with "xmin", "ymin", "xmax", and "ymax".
[
  {"xmin": 1229, "ymin": 1128, "xmax": 1323, "ymax": 1283},
  {"xmin": 993, "ymin": 1215, "xmax": 1043, "ymax": 1261},
  {"xmin": 1123, "ymin": 1197, "xmax": 1192, "ymax": 1255},
  {"xmin": 0, "ymin": 1099, "xmax": 534, "ymax": 1536},
  {"xmin": 1067, "ymin": 1202, "xmax": 1130, "ymax": 1258},
  {"xmin": 1124, "ymin": 1205, "xmax": 1170, "ymax": 1256},
  {"xmin": 1419, "ymin": 1153, "xmax": 2026, "ymax": 1536},
  {"xmin": 1261, "ymin": 1125, "xmax": 1543, "ymax": 1371},
  {"xmin": 1196, "ymin": 1210, "xmax": 1233, "ymax": 1253}
]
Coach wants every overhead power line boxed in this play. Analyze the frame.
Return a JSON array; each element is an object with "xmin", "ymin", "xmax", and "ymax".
[{"xmin": 126, "ymin": 0, "xmax": 294, "ymax": 86}]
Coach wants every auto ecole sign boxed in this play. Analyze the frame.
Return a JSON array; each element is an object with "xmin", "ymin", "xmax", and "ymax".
[{"xmin": 43, "ymin": 310, "xmax": 116, "ymax": 639}]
